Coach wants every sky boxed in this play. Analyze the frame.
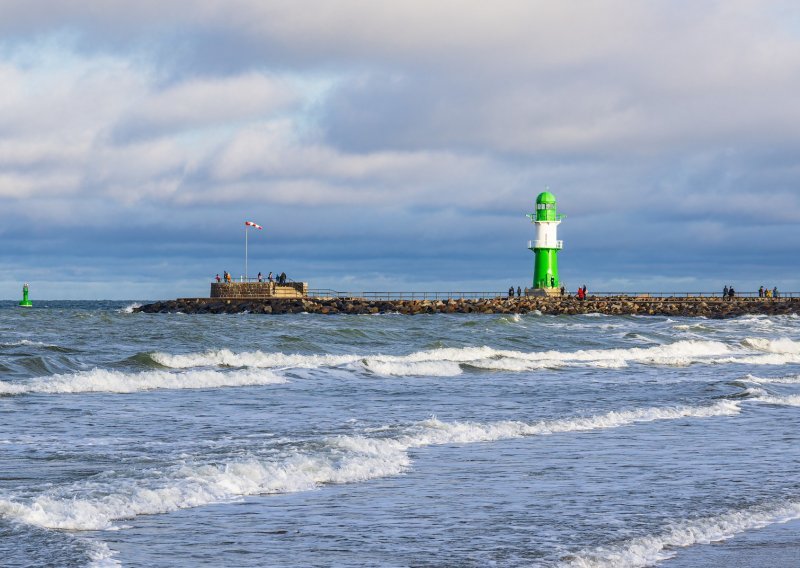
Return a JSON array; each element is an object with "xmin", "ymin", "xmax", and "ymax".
[{"xmin": 1, "ymin": 0, "xmax": 798, "ymax": 300}]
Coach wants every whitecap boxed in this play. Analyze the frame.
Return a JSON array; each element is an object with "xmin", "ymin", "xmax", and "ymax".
[
  {"xmin": 151, "ymin": 340, "xmax": 736, "ymax": 376},
  {"xmin": 118, "ymin": 303, "xmax": 142, "ymax": 314},
  {"xmin": 561, "ymin": 499, "xmax": 800, "ymax": 567},
  {"xmin": 742, "ymin": 337, "xmax": 800, "ymax": 354},
  {"xmin": 744, "ymin": 373, "xmax": 800, "ymax": 384},
  {"xmin": 0, "ymin": 400, "xmax": 739, "ymax": 531},
  {"xmin": 0, "ymin": 368, "xmax": 286, "ymax": 395}
]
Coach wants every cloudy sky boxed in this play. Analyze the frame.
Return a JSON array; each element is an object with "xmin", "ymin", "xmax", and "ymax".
[{"xmin": 1, "ymin": 1, "xmax": 798, "ymax": 299}]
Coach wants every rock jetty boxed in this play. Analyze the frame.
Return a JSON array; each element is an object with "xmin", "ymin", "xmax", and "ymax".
[{"xmin": 135, "ymin": 297, "xmax": 798, "ymax": 318}]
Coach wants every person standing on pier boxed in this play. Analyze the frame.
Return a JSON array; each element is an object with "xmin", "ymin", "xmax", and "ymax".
[{"xmin": 723, "ymin": 285, "xmax": 729, "ymax": 300}]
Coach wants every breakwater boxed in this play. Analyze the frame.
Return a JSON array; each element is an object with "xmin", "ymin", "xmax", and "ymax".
[{"xmin": 135, "ymin": 297, "xmax": 799, "ymax": 318}]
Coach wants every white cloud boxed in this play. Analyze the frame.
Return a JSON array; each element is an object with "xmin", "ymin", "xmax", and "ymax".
[{"xmin": 0, "ymin": 2, "xmax": 799, "ymax": 296}]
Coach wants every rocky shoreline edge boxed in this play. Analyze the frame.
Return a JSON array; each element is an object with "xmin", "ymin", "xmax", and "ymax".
[{"xmin": 134, "ymin": 297, "xmax": 799, "ymax": 318}]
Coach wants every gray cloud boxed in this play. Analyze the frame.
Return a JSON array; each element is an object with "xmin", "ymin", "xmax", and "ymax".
[{"xmin": 0, "ymin": 1, "xmax": 798, "ymax": 298}]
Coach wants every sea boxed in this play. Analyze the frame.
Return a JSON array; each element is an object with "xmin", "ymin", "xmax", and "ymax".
[{"xmin": 1, "ymin": 301, "xmax": 799, "ymax": 568}]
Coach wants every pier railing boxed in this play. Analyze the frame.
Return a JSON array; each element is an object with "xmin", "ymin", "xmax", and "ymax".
[
  {"xmin": 307, "ymin": 290, "xmax": 506, "ymax": 300},
  {"xmin": 582, "ymin": 292, "xmax": 798, "ymax": 299},
  {"xmin": 306, "ymin": 290, "xmax": 799, "ymax": 300}
]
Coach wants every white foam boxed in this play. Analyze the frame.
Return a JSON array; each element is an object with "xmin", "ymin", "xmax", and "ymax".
[
  {"xmin": 87, "ymin": 540, "xmax": 121, "ymax": 568},
  {"xmin": 753, "ymin": 393, "xmax": 800, "ymax": 407},
  {"xmin": 712, "ymin": 353, "xmax": 800, "ymax": 366},
  {"xmin": 0, "ymin": 449, "xmax": 411, "ymax": 531},
  {"xmin": 0, "ymin": 339, "xmax": 54, "ymax": 347},
  {"xmin": 0, "ymin": 401, "xmax": 738, "ymax": 531},
  {"xmin": 152, "ymin": 340, "xmax": 736, "ymax": 377},
  {"xmin": 744, "ymin": 373, "xmax": 800, "ymax": 384},
  {"xmin": 562, "ymin": 500, "xmax": 800, "ymax": 567},
  {"xmin": 361, "ymin": 360, "xmax": 463, "ymax": 377},
  {"xmin": 742, "ymin": 337, "xmax": 800, "ymax": 354},
  {"xmin": 0, "ymin": 368, "xmax": 286, "ymax": 395},
  {"xmin": 401, "ymin": 401, "xmax": 740, "ymax": 446},
  {"xmin": 152, "ymin": 349, "xmax": 360, "ymax": 369},
  {"xmin": 118, "ymin": 303, "xmax": 142, "ymax": 314}
]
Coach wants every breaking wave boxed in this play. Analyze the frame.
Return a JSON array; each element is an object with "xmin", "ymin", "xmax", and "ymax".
[
  {"xmin": 738, "ymin": 385, "xmax": 800, "ymax": 407},
  {"xmin": 741, "ymin": 337, "xmax": 800, "ymax": 354},
  {"xmin": 744, "ymin": 373, "xmax": 800, "ymax": 384},
  {"xmin": 87, "ymin": 541, "xmax": 120, "ymax": 568},
  {"xmin": 0, "ymin": 400, "xmax": 738, "ymax": 531},
  {"xmin": 152, "ymin": 340, "xmax": 737, "ymax": 376},
  {"xmin": 0, "ymin": 340, "xmax": 56, "ymax": 348},
  {"xmin": 0, "ymin": 368, "xmax": 286, "ymax": 395},
  {"xmin": 118, "ymin": 303, "xmax": 142, "ymax": 314},
  {"xmin": 562, "ymin": 499, "xmax": 800, "ymax": 567}
]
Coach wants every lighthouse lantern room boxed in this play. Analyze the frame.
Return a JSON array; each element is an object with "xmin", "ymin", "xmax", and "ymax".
[{"xmin": 527, "ymin": 191, "xmax": 564, "ymax": 294}]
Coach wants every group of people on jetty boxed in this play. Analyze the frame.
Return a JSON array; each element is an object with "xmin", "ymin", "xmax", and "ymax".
[
  {"xmin": 721, "ymin": 285, "xmax": 780, "ymax": 299},
  {"xmin": 758, "ymin": 285, "xmax": 780, "ymax": 298},
  {"xmin": 215, "ymin": 271, "xmax": 288, "ymax": 284},
  {"xmin": 508, "ymin": 285, "xmax": 589, "ymax": 299}
]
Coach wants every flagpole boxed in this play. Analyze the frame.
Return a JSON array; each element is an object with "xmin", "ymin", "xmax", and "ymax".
[{"xmin": 245, "ymin": 224, "xmax": 248, "ymax": 281}]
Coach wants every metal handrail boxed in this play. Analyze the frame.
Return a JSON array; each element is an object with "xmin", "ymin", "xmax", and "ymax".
[{"xmin": 305, "ymin": 290, "xmax": 799, "ymax": 300}]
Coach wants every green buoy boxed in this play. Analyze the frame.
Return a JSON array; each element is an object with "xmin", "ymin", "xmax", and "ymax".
[{"xmin": 19, "ymin": 283, "xmax": 32, "ymax": 308}]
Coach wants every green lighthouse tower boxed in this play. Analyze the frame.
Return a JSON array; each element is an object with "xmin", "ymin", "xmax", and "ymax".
[{"xmin": 527, "ymin": 191, "xmax": 564, "ymax": 294}]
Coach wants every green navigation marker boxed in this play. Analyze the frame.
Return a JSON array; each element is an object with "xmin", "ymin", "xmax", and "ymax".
[
  {"xmin": 526, "ymin": 191, "xmax": 565, "ymax": 292},
  {"xmin": 19, "ymin": 283, "xmax": 32, "ymax": 308}
]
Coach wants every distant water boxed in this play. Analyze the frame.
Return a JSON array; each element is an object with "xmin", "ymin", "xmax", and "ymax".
[{"xmin": 1, "ymin": 301, "xmax": 799, "ymax": 567}]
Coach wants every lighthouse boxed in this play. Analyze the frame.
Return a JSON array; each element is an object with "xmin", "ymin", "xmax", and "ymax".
[{"xmin": 527, "ymin": 191, "xmax": 564, "ymax": 294}]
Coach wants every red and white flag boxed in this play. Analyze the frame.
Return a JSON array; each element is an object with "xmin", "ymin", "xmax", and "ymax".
[{"xmin": 245, "ymin": 221, "xmax": 263, "ymax": 230}]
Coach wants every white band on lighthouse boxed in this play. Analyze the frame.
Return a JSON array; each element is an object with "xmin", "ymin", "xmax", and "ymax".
[{"xmin": 534, "ymin": 221, "xmax": 561, "ymax": 248}]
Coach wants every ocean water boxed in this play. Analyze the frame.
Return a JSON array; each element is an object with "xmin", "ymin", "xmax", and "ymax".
[{"xmin": 1, "ymin": 301, "xmax": 799, "ymax": 567}]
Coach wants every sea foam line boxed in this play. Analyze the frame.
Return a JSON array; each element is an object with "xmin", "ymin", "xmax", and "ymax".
[
  {"xmin": 744, "ymin": 373, "xmax": 800, "ymax": 384},
  {"xmin": 0, "ymin": 400, "xmax": 739, "ymax": 531},
  {"xmin": 561, "ymin": 499, "xmax": 800, "ymax": 568},
  {"xmin": 151, "ymin": 340, "xmax": 739, "ymax": 376},
  {"xmin": 0, "ymin": 368, "xmax": 286, "ymax": 395},
  {"xmin": 738, "ymin": 385, "xmax": 800, "ymax": 407}
]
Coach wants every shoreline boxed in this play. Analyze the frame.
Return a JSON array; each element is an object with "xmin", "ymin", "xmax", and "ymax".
[{"xmin": 134, "ymin": 297, "xmax": 799, "ymax": 317}]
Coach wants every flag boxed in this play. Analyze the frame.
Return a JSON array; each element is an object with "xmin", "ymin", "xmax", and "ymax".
[{"xmin": 245, "ymin": 221, "xmax": 263, "ymax": 230}]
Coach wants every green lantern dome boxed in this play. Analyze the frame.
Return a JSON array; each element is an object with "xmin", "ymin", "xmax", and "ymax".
[
  {"xmin": 535, "ymin": 191, "xmax": 558, "ymax": 221},
  {"xmin": 536, "ymin": 191, "xmax": 557, "ymax": 205}
]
